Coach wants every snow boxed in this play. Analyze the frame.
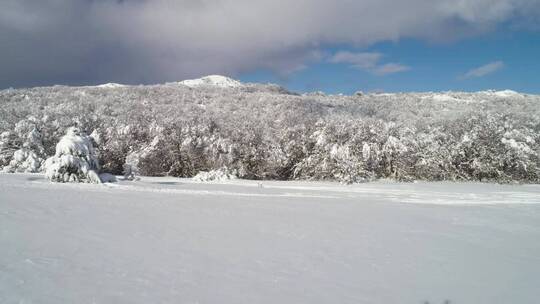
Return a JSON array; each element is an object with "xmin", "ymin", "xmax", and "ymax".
[
  {"xmin": 422, "ymin": 91, "xmax": 526, "ymax": 103},
  {"xmin": 44, "ymin": 127, "xmax": 101, "ymax": 183},
  {"xmin": 502, "ymin": 138, "xmax": 534, "ymax": 154},
  {"xmin": 4, "ymin": 149, "xmax": 41, "ymax": 173},
  {"xmin": 2, "ymin": 82, "xmax": 539, "ymax": 184},
  {"xmin": 430, "ymin": 93, "xmax": 459, "ymax": 102},
  {"xmin": 98, "ymin": 173, "xmax": 117, "ymax": 183},
  {"xmin": 492, "ymin": 90, "xmax": 523, "ymax": 98},
  {"xmin": 1, "ymin": 125, "xmax": 45, "ymax": 173},
  {"xmin": 54, "ymin": 128, "xmax": 96, "ymax": 158},
  {"xmin": 478, "ymin": 89, "xmax": 524, "ymax": 98},
  {"xmin": 429, "ymin": 93, "xmax": 469, "ymax": 103},
  {"xmin": 178, "ymin": 75, "xmax": 243, "ymax": 88},
  {"xmin": 95, "ymin": 83, "xmax": 126, "ymax": 89},
  {"xmin": 422, "ymin": 93, "xmax": 483, "ymax": 104},
  {"xmin": 193, "ymin": 168, "xmax": 237, "ymax": 182},
  {"xmin": 1, "ymin": 173, "xmax": 540, "ymax": 304}
]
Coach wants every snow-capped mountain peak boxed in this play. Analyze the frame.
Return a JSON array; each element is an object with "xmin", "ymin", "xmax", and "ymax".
[
  {"xmin": 491, "ymin": 90, "xmax": 524, "ymax": 98},
  {"xmin": 179, "ymin": 75, "xmax": 243, "ymax": 88},
  {"xmin": 96, "ymin": 83, "xmax": 126, "ymax": 89},
  {"xmin": 478, "ymin": 89, "xmax": 524, "ymax": 98}
]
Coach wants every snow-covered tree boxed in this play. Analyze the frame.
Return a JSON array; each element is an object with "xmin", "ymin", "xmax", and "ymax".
[
  {"xmin": 44, "ymin": 127, "xmax": 101, "ymax": 183},
  {"xmin": 0, "ymin": 78, "xmax": 538, "ymax": 183},
  {"xmin": 2, "ymin": 119, "xmax": 46, "ymax": 173},
  {"xmin": 0, "ymin": 131, "xmax": 17, "ymax": 168}
]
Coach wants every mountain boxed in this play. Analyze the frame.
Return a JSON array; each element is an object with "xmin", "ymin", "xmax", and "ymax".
[
  {"xmin": 178, "ymin": 75, "xmax": 243, "ymax": 88},
  {"xmin": 95, "ymin": 83, "xmax": 126, "ymax": 89}
]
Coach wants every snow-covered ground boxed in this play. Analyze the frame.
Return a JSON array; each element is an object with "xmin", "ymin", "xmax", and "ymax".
[{"xmin": 1, "ymin": 173, "xmax": 540, "ymax": 304}]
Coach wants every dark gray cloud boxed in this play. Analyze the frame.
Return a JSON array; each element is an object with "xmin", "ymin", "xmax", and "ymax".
[{"xmin": 0, "ymin": 0, "xmax": 539, "ymax": 88}]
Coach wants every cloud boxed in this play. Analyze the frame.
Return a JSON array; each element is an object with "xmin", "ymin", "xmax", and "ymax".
[
  {"xmin": 0, "ymin": 0, "xmax": 538, "ymax": 87},
  {"xmin": 462, "ymin": 61, "xmax": 505, "ymax": 79},
  {"xmin": 329, "ymin": 52, "xmax": 382, "ymax": 69},
  {"xmin": 372, "ymin": 63, "xmax": 411, "ymax": 76},
  {"xmin": 329, "ymin": 52, "xmax": 409, "ymax": 75}
]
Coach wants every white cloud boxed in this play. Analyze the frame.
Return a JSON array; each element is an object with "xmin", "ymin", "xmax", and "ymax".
[
  {"xmin": 0, "ymin": 0, "xmax": 538, "ymax": 87},
  {"xmin": 373, "ymin": 63, "xmax": 411, "ymax": 76},
  {"xmin": 462, "ymin": 61, "xmax": 505, "ymax": 79},
  {"xmin": 329, "ymin": 52, "xmax": 383, "ymax": 69},
  {"xmin": 329, "ymin": 52, "xmax": 409, "ymax": 76}
]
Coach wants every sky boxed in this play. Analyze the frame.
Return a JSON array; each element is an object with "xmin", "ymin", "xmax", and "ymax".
[{"xmin": 1, "ymin": 0, "xmax": 539, "ymax": 94}]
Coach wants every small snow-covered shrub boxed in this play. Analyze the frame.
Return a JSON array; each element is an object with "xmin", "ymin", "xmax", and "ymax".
[
  {"xmin": 0, "ymin": 131, "xmax": 16, "ymax": 167},
  {"xmin": 3, "ymin": 149, "xmax": 42, "ymax": 173},
  {"xmin": 1, "ymin": 125, "xmax": 45, "ymax": 173},
  {"xmin": 193, "ymin": 167, "xmax": 237, "ymax": 182},
  {"xmin": 44, "ymin": 127, "xmax": 101, "ymax": 183}
]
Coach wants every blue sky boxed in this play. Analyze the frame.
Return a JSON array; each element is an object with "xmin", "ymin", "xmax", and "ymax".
[{"xmin": 240, "ymin": 30, "xmax": 540, "ymax": 94}]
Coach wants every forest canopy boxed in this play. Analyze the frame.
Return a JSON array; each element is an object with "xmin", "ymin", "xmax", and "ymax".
[{"xmin": 1, "ymin": 81, "xmax": 539, "ymax": 183}]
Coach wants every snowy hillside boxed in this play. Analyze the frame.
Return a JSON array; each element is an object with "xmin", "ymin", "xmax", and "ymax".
[
  {"xmin": 178, "ymin": 75, "xmax": 243, "ymax": 88},
  {"xmin": 95, "ymin": 83, "xmax": 126, "ymax": 89},
  {"xmin": 1, "ymin": 80, "xmax": 539, "ymax": 183},
  {"xmin": 1, "ymin": 173, "xmax": 539, "ymax": 304}
]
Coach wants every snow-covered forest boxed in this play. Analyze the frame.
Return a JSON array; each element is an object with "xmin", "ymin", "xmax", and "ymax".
[{"xmin": 1, "ymin": 76, "xmax": 539, "ymax": 183}]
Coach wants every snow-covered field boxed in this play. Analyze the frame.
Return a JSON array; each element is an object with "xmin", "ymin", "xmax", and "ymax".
[{"xmin": 1, "ymin": 173, "xmax": 540, "ymax": 304}]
